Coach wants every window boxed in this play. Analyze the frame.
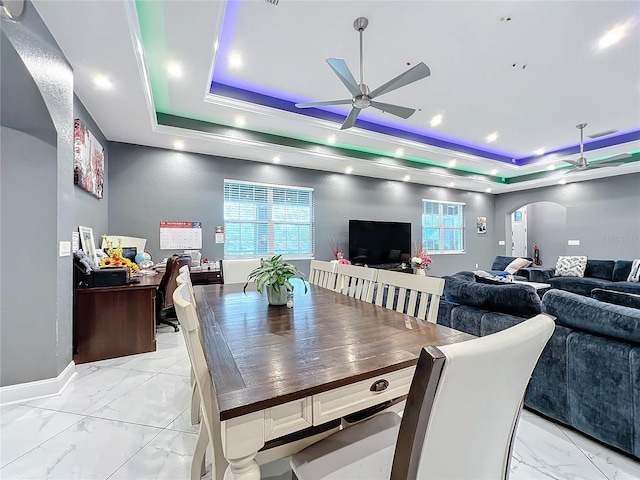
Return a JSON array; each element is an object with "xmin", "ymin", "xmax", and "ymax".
[
  {"xmin": 421, "ymin": 199, "xmax": 465, "ymax": 253},
  {"xmin": 224, "ymin": 180, "xmax": 314, "ymax": 259}
]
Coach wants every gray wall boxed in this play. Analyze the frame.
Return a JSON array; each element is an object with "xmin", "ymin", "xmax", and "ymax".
[
  {"xmin": 526, "ymin": 202, "xmax": 567, "ymax": 266},
  {"xmin": 108, "ymin": 142, "xmax": 496, "ymax": 277},
  {"xmin": 496, "ymin": 173, "xmax": 640, "ymax": 262},
  {"xmin": 1, "ymin": 0, "xmax": 75, "ymax": 386}
]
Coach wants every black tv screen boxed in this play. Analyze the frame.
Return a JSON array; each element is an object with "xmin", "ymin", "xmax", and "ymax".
[{"xmin": 349, "ymin": 220, "xmax": 411, "ymax": 267}]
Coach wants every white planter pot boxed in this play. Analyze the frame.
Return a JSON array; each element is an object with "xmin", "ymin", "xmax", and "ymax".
[{"xmin": 266, "ymin": 284, "xmax": 288, "ymax": 306}]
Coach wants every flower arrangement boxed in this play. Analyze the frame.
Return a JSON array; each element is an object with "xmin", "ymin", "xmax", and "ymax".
[
  {"xmin": 411, "ymin": 245, "xmax": 433, "ymax": 270},
  {"xmin": 101, "ymin": 235, "xmax": 139, "ymax": 276},
  {"xmin": 328, "ymin": 235, "xmax": 351, "ymax": 265}
]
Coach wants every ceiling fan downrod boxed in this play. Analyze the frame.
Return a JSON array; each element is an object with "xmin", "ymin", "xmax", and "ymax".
[{"xmin": 354, "ymin": 17, "xmax": 368, "ymax": 94}]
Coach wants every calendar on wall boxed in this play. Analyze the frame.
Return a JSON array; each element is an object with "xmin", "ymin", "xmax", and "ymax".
[{"xmin": 160, "ymin": 221, "xmax": 203, "ymax": 250}]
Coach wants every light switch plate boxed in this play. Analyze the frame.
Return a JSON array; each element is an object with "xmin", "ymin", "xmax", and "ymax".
[
  {"xmin": 59, "ymin": 241, "xmax": 71, "ymax": 257},
  {"xmin": 567, "ymin": 240, "xmax": 580, "ymax": 246},
  {"xmin": 498, "ymin": 240, "xmax": 506, "ymax": 245}
]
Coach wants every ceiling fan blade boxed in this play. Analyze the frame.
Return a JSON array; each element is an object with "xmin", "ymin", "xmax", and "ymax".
[
  {"xmin": 598, "ymin": 153, "xmax": 631, "ymax": 164},
  {"xmin": 295, "ymin": 99, "xmax": 352, "ymax": 108},
  {"xmin": 340, "ymin": 107, "xmax": 360, "ymax": 130},
  {"xmin": 585, "ymin": 162, "xmax": 625, "ymax": 169},
  {"xmin": 563, "ymin": 167, "xmax": 581, "ymax": 175},
  {"xmin": 326, "ymin": 58, "xmax": 361, "ymax": 97},
  {"xmin": 563, "ymin": 158, "xmax": 581, "ymax": 166},
  {"xmin": 370, "ymin": 101, "xmax": 416, "ymax": 119},
  {"xmin": 369, "ymin": 62, "xmax": 431, "ymax": 99}
]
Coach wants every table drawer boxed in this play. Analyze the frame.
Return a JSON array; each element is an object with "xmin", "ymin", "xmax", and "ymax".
[
  {"xmin": 264, "ymin": 397, "xmax": 313, "ymax": 441},
  {"xmin": 312, "ymin": 367, "xmax": 414, "ymax": 425}
]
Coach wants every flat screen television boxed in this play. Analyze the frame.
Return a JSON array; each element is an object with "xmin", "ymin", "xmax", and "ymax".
[{"xmin": 348, "ymin": 220, "xmax": 411, "ymax": 267}]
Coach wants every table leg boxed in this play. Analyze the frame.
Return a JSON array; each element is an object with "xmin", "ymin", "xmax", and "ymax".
[
  {"xmin": 223, "ymin": 454, "xmax": 260, "ymax": 480},
  {"xmin": 221, "ymin": 411, "xmax": 264, "ymax": 480}
]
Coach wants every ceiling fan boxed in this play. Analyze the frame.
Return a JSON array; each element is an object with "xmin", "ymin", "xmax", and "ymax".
[
  {"xmin": 563, "ymin": 123, "xmax": 631, "ymax": 174},
  {"xmin": 295, "ymin": 17, "xmax": 431, "ymax": 130}
]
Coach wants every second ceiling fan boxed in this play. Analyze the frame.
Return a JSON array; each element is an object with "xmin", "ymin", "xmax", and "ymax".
[
  {"xmin": 295, "ymin": 17, "xmax": 431, "ymax": 130},
  {"xmin": 563, "ymin": 123, "xmax": 631, "ymax": 174}
]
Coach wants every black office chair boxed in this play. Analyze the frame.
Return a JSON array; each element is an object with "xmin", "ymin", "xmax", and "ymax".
[{"xmin": 156, "ymin": 254, "xmax": 192, "ymax": 332}]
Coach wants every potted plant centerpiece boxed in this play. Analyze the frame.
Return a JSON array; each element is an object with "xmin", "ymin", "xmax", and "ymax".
[{"xmin": 243, "ymin": 255, "xmax": 308, "ymax": 306}]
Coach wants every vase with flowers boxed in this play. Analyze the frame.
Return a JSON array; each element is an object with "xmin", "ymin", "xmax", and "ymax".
[
  {"xmin": 411, "ymin": 245, "xmax": 433, "ymax": 275},
  {"xmin": 328, "ymin": 235, "xmax": 351, "ymax": 265},
  {"xmin": 101, "ymin": 235, "xmax": 139, "ymax": 277}
]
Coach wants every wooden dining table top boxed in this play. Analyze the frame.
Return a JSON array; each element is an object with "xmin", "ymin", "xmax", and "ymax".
[{"xmin": 194, "ymin": 282, "xmax": 474, "ymax": 421}]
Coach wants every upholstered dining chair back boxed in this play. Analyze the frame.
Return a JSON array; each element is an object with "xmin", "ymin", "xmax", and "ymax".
[
  {"xmin": 309, "ymin": 260, "xmax": 337, "ymax": 290},
  {"xmin": 290, "ymin": 314, "xmax": 556, "ymax": 480},
  {"xmin": 222, "ymin": 258, "xmax": 262, "ymax": 284},
  {"xmin": 373, "ymin": 270, "xmax": 445, "ymax": 323},
  {"xmin": 179, "ymin": 264, "xmax": 190, "ymax": 275},
  {"xmin": 176, "ymin": 270, "xmax": 195, "ymax": 303},
  {"xmin": 335, "ymin": 264, "xmax": 378, "ymax": 301}
]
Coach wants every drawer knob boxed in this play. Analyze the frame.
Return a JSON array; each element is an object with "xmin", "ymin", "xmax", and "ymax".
[{"xmin": 370, "ymin": 379, "xmax": 389, "ymax": 392}]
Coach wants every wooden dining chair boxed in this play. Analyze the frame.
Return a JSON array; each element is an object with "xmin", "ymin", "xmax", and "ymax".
[
  {"xmin": 335, "ymin": 264, "xmax": 378, "ymax": 301},
  {"xmin": 309, "ymin": 260, "xmax": 337, "ymax": 290},
  {"xmin": 290, "ymin": 313, "xmax": 556, "ymax": 480},
  {"xmin": 373, "ymin": 270, "xmax": 445, "ymax": 324}
]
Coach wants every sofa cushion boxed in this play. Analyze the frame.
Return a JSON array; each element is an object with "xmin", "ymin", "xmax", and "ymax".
[
  {"xmin": 443, "ymin": 274, "xmax": 542, "ymax": 318},
  {"xmin": 600, "ymin": 282, "xmax": 640, "ymax": 296},
  {"xmin": 547, "ymin": 276, "xmax": 611, "ymax": 296},
  {"xmin": 613, "ymin": 260, "xmax": 634, "ymax": 282},
  {"xmin": 555, "ymin": 255, "xmax": 588, "ymax": 277},
  {"xmin": 543, "ymin": 289, "xmax": 640, "ymax": 343},
  {"xmin": 584, "ymin": 259, "xmax": 615, "ymax": 281},
  {"xmin": 591, "ymin": 288, "xmax": 640, "ymax": 309},
  {"xmin": 491, "ymin": 255, "xmax": 533, "ymax": 271},
  {"xmin": 504, "ymin": 257, "xmax": 532, "ymax": 274}
]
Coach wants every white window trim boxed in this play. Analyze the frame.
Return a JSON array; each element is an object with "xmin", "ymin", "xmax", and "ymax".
[{"xmin": 421, "ymin": 198, "xmax": 466, "ymax": 253}]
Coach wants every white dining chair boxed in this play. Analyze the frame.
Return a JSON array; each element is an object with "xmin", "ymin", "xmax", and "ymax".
[
  {"xmin": 335, "ymin": 264, "xmax": 378, "ymax": 301},
  {"xmin": 373, "ymin": 270, "xmax": 445, "ymax": 324},
  {"xmin": 179, "ymin": 264, "xmax": 190, "ymax": 275},
  {"xmin": 290, "ymin": 313, "xmax": 556, "ymax": 480},
  {"xmin": 222, "ymin": 258, "xmax": 262, "ymax": 284},
  {"xmin": 309, "ymin": 260, "xmax": 337, "ymax": 290},
  {"xmin": 176, "ymin": 271, "xmax": 200, "ymax": 425}
]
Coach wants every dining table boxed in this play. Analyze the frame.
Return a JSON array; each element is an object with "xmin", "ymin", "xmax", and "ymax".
[{"xmin": 194, "ymin": 281, "xmax": 474, "ymax": 479}]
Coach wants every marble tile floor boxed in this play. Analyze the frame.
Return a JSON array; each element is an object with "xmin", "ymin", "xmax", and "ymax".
[{"xmin": 1, "ymin": 326, "xmax": 638, "ymax": 480}]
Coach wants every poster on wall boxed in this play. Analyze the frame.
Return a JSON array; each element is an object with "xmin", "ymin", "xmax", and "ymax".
[
  {"xmin": 477, "ymin": 216, "xmax": 487, "ymax": 234},
  {"xmin": 73, "ymin": 119, "xmax": 104, "ymax": 199}
]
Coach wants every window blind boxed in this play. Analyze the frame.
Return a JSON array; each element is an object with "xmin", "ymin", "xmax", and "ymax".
[
  {"xmin": 422, "ymin": 199, "xmax": 465, "ymax": 253},
  {"xmin": 224, "ymin": 180, "xmax": 314, "ymax": 259}
]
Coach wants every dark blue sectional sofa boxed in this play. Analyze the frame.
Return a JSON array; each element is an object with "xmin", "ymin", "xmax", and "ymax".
[
  {"xmin": 523, "ymin": 259, "xmax": 640, "ymax": 296},
  {"xmin": 438, "ymin": 271, "xmax": 640, "ymax": 459}
]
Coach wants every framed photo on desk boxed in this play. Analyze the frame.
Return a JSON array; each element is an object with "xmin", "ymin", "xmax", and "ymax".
[{"xmin": 79, "ymin": 225, "xmax": 98, "ymax": 266}]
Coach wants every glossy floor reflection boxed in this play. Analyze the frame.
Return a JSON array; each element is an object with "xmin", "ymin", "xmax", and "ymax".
[{"xmin": 1, "ymin": 326, "xmax": 638, "ymax": 479}]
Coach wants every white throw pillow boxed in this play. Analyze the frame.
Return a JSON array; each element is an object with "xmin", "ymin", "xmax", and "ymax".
[
  {"xmin": 627, "ymin": 259, "xmax": 640, "ymax": 282},
  {"xmin": 555, "ymin": 256, "xmax": 588, "ymax": 277},
  {"xmin": 504, "ymin": 257, "xmax": 532, "ymax": 275}
]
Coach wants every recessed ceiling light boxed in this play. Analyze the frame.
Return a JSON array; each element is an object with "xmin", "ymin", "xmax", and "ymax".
[
  {"xmin": 486, "ymin": 188, "xmax": 492, "ymax": 193},
  {"xmin": 327, "ymin": 135, "xmax": 336, "ymax": 144},
  {"xmin": 448, "ymin": 182, "xmax": 455, "ymax": 188},
  {"xmin": 93, "ymin": 74, "xmax": 112, "ymax": 90},
  {"xmin": 228, "ymin": 51, "xmax": 243, "ymax": 69},
  {"xmin": 448, "ymin": 159, "xmax": 457, "ymax": 167},
  {"xmin": 167, "ymin": 62, "xmax": 183, "ymax": 78},
  {"xmin": 173, "ymin": 140, "xmax": 184, "ymax": 150},
  {"xmin": 403, "ymin": 175, "xmax": 411, "ymax": 182},
  {"xmin": 235, "ymin": 116, "xmax": 246, "ymax": 127},
  {"xmin": 345, "ymin": 166, "xmax": 353, "ymax": 174},
  {"xmin": 534, "ymin": 148, "xmax": 546, "ymax": 156},
  {"xmin": 490, "ymin": 168, "xmax": 499, "ymax": 175},
  {"xmin": 430, "ymin": 114, "xmax": 443, "ymax": 127},
  {"xmin": 598, "ymin": 19, "xmax": 634, "ymax": 50},
  {"xmin": 559, "ymin": 179, "xmax": 567, "ymax": 185},
  {"xmin": 547, "ymin": 164, "xmax": 556, "ymax": 171},
  {"xmin": 395, "ymin": 148, "xmax": 404, "ymax": 157},
  {"xmin": 485, "ymin": 132, "xmax": 498, "ymax": 143},
  {"xmin": 272, "ymin": 156, "xmax": 280, "ymax": 163}
]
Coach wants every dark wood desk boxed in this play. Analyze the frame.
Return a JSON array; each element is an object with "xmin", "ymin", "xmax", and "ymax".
[
  {"xmin": 189, "ymin": 269, "xmax": 222, "ymax": 285},
  {"xmin": 74, "ymin": 273, "xmax": 162, "ymax": 364},
  {"xmin": 194, "ymin": 282, "xmax": 474, "ymax": 479}
]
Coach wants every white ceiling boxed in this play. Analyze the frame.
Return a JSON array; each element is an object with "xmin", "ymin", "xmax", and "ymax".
[{"xmin": 32, "ymin": 0, "xmax": 640, "ymax": 193}]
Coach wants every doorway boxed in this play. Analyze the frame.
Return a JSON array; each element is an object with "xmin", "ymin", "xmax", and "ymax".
[{"xmin": 511, "ymin": 207, "xmax": 527, "ymax": 257}]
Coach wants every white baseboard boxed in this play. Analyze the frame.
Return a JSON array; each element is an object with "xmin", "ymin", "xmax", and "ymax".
[{"xmin": 0, "ymin": 361, "xmax": 76, "ymax": 405}]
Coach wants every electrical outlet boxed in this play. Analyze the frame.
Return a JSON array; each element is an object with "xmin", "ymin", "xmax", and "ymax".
[
  {"xmin": 475, "ymin": 263, "xmax": 479, "ymax": 268},
  {"xmin": 59, "ymin": 241, "xmax": 71, "ymax": 257},
  {"xmin": 498, "ymin": 240, "xmax": 506, "ymax": 246}
]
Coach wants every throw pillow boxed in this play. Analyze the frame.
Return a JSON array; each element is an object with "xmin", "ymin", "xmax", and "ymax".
[
  {"xmin": 555, "ymin": 256, "xmax": 588, "ymax": 277},
  {"xmin": 627, "ymin": 259, "xmax": 640, "ymax": 282},
  {"xmin": 504, "ymin": 257, "xmax": 532, "ymax": 274}
]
